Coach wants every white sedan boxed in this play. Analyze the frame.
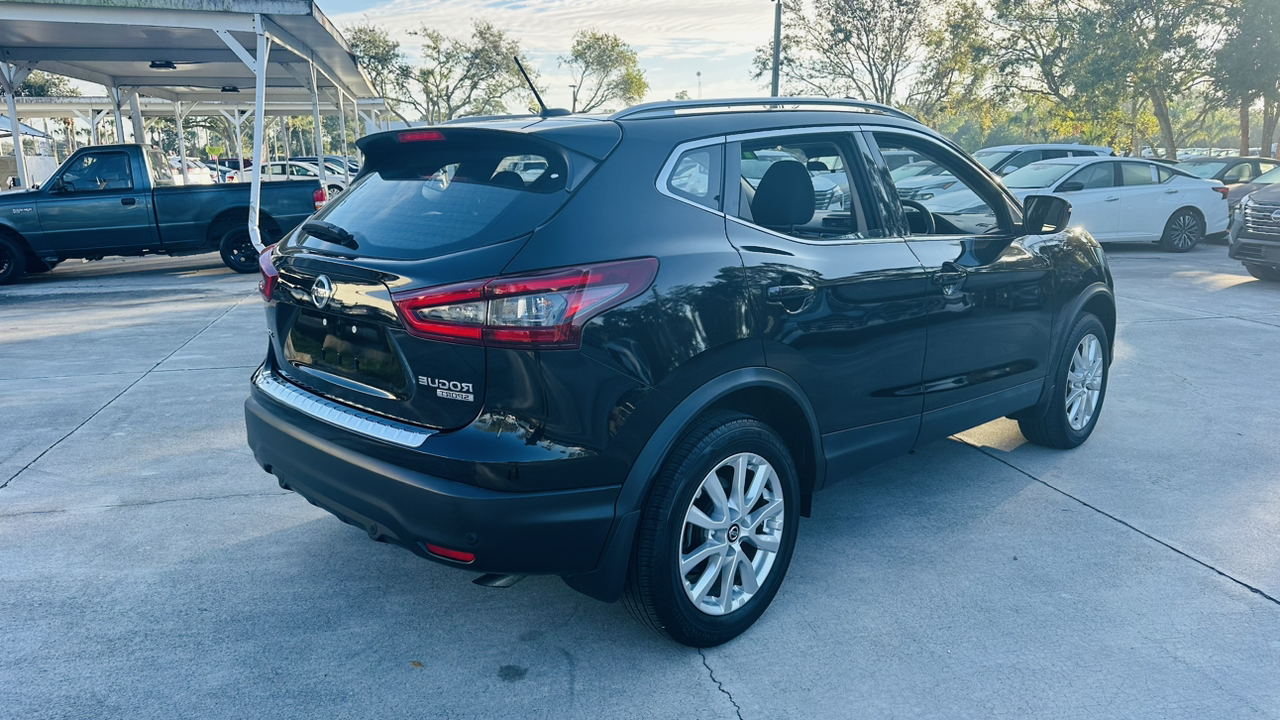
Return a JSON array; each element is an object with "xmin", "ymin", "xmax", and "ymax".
[
  {"xmin": 226, "ymin": 160, "xmax": 347, "ymax": 195},
  {"xmin": 1000, "ymin": 157, "xmax": 1229, "ymax": 251}
]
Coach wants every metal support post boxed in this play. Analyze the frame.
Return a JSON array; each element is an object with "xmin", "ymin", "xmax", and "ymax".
[
  {"xmin": 109, "ymin": 86, "xmax": 125, "ymax": 143},
  {"xmin": 248, "ymin": 27, "xmax": 271, "ymax": 250},
  {"xmin": 128, "ymin": 92, "xmax": 145, "ymax": 144},
  {"xmin": 308, "ymin": 61, "xmax": 328, "ymax": 192},
  {"xmin": 1, "ymin": 61, "xmax": 33, "ymax": 188},
  {"xmin": 335, "ymin": 89, "xmax": 349, "ymax": 184},
  {"xmin": 174, "ymin": 101, "xmax": 189, "ymax": 183}
]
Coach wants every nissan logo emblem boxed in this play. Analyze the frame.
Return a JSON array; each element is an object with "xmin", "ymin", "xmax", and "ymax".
[
  {"xmin": 1271, "ymin": 209, "xmax": 1280, "ymax": 223},
  {"xmin": 311, "ymin": 275, "xmax": 334, "ymax": 309}
]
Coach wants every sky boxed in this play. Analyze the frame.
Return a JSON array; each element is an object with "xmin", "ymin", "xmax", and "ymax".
[{"xmin": 323, "ymin": 0, "xmax": 783, "ymax": 110}]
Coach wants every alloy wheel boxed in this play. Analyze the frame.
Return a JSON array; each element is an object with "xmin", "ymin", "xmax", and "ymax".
[
  {"xmin": 1065, "ymin": 333, "xmax": 1104, "ymax": 431},
  {"xmin": 679, "ymin": 452, "xmax": 785, "ymax": 616},
  {"xmin": 1169, "ymin": 213, "xmax": 1199, "ymax": 249}
]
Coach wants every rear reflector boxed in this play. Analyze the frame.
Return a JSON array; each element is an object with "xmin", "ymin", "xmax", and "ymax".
[
  {"xmin": 391, "ymin": 258, "xmax": 659, "ymax": 350},
  {"xmin": 398, "ymin": 130, "xmax": 445, "ymax": 143},
  {"xmin": 424, "ymin": 543, "xmax": 475, "ymax": 563},
  {"xmin": 258, "ymin": 244, "xmax": 278, "ymax": 302}
]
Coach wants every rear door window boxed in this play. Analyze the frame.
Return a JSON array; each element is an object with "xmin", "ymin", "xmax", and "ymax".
[
  {"xmin": 1119, "ymin": 162, "xmax": 1156, "ymax": 186},
  {"xmin": 292, "ymin": 132, "xmax": 571, "ymax": 260}
]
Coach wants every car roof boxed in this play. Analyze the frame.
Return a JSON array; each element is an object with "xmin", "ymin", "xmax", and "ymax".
[
  {"xmin": 978, "ymin": 143, "xmax": 1113, "ymax": 153},
  {"xmin": 1177, "ymin": 156, "xmax": 1274, "ymax": 163}
]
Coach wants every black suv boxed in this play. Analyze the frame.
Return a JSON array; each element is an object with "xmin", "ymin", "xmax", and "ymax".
[
  {"xmin": 245, "ymin": 98, "xmax": 1115, "ymax": 646},
  {"xmin": 1229, "ymin": 182, "xmax": 1280, "ymax": 281}
]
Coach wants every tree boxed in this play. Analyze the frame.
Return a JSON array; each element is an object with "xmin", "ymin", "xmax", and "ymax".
[
  {"xmin": 907, "ymin": 0, "xmax": 995, "ymax": 123},
  {"xmin": 12, "ymin": 70, "xmax": 80, "ymax": 98},
  {"xmin": 752, "ymin": 0, "xmax": 924, "ymax": 105},
  {"xmin": 346, "ymin": 22, "xmax": 414, "ymax": 123},
  {"xmin": 413, "ymin": 21, "xmax": 533, "ymax": 121},
  {"xmin": 560, "ymin": 29, "xmax": 649, "ymax": 112},
  {"xmin": 1214, "ymin": 0, "xmax": 1280, "ymax": 156}
]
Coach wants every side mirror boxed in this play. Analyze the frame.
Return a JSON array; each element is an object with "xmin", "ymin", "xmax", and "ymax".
[
  {"xmin": 1000, "ymin": 165, "xmax": 1019, "ymax": 176},
  {"xmin": 48, "ymin": 177, "xmax": 67, "ymax": 193},
  {"xmin": 1023, "ymin": 194, "xmax": 1072, "ymax": 234},
  {"xmin": 1057, "ymin": 181, "xmax": 1085, "ymax": 193}
]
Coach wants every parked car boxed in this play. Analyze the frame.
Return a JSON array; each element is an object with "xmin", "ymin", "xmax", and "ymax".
[
  {"xmin": 895, "ymin": 143, "xmax": 1114, "ymax": 199},
  {"xmin": 291, "ymin": 155, "xmax": 360, "ymax": 175},
  {"xmin": 0, "ymin": 143, "xmax": 323, "ymax": 284},
  {"xmin": 244, "ymin": 99, "xmax": 1115, "ymax": 647},
  {"xmin": 169, "ymin": 156, "xmax": 217, "ymax": 185},
  {"xmin": 1223, "ymin": 164, "xmax": 1280, "ymax": 216},
  {"xmin": 228, "ymin": 160, "xmax": 347, "ymax": 195},
  {"xmin": 999, "ymin": 156, "xmax": 1229, "ymax": 251},
  {"xmin": 1228, "ymin": 184, "xmax": 1280, "ymax": 281},
  {"xmin": 1175, "ymin": 156, "xmax": 1280, "ymax": 189}
]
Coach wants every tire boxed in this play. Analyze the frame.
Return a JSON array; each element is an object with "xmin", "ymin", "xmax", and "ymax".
[
  {"xmin": 219, "ymin": 227, "xmax": 259, "ymax": 274},
  {"xmin": 26, "ymin": 258, "xmax": 61, "ymax": 274},
  {"xmin": 327, "ymin": 184, "xmax": 344, "ymax": 196},
  {"xmin": 0, "ymin": 234, "xmax": 28, "ymax": 286},
  {"xmin": 1245, "ymin": 263, "xmax": 1280, "ymax": 282},
  {"xmin": 1159, "ymin": 208, "xmax": 1202, "ymax": 252},
  {"xmin": 622, "ymin": 411, "xmax": 801, "ymax": 647},
  {"xmin": 1018, "ymin": 313, "xmax": 1110, "ymax": 449}
]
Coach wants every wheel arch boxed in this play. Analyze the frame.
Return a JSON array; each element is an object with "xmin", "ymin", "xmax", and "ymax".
[
  {"xmin": 205, "ymin": 207, "xmax": 283, "ymax": 246},
  {"xmin": 562, "ymin": 366, "xmax": 824, "ymax": 602}
]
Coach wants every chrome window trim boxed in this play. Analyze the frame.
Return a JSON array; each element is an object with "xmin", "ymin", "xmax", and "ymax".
[{"xmin": 253, "ymin": 368, "xmax": 435, "ymax": 448}]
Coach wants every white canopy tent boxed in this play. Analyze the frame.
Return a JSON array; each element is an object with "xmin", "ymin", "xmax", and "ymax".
[{"xmin": 0, "ymin": 0, "xmax": 376, "ymax": 249}]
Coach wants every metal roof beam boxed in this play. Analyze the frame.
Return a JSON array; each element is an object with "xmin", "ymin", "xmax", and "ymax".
[{"xmin": 0, "ymin": 3, "xmax": 256, "ymax": 33}]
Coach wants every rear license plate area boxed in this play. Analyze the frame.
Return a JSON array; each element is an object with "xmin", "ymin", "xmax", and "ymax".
[{"xmin": 284, "ymin": 311, "xmax": 409, "ymax": 396}]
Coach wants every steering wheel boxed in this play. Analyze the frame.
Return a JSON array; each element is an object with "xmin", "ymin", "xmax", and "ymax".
[{"xmin": 900, "ymin": 198, "xmax": 936, "ymax": 235}]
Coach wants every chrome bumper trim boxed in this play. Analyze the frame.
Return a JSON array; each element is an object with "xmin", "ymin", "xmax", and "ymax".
[{"xmin": 253, "ymin": 369, "xmax": 434, "ymax": 448}]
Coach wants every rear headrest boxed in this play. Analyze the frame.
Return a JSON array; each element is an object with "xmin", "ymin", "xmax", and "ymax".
[
  {"xmin": 751, "ymin": 160, "xmax": 814, "ymax": 228},
  {"xmin": 490, "ymin": 170, "xmax": 525, "ymax": 190},
  {"xmin": 806, "ymin": 160, "xmax": 830, "ymax": 172}
]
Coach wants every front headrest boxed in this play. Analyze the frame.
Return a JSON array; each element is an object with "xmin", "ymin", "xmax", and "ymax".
[
  {"xmin": 806, "ymin": 160, "xmax": 830, "ymax": 172},
  {"xmin": 751, "ymin": 160, "xmax": 814, "ymax": 228}
]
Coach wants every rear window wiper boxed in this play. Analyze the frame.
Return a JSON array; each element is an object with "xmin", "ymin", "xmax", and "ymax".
[{"xmin": 302, "ymin": 221, "xmax": 359, "ymax": 250}]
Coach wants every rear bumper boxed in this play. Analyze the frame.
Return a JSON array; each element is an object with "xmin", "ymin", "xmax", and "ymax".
[{"xmin": 244, "ymin": 388, "xmax": 621, "ymax": 576}]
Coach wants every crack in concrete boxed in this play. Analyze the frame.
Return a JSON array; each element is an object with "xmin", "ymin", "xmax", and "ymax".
[
  {"xmin": 0, "ymin": 491, "xmax": 291, "ymax": 518},
  {"xmin": 5, "ymin": 365, "xmax": 259, "ymax": 381},
  {"xmin": 0, "ymin": 295, "xmax": 252, "ymax": 491},
  {"xmin": 958, "ymin": 438, "xmax": 1280, "ymax": 608},
  {"xmin": 699, "ymin": 649, "xmax": 745, "ymax": 720}
]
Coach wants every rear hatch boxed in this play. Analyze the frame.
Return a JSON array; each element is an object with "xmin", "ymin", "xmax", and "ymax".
[{"xmin": 265, "ymin": 124, "xmax": 616, "ymax": 431}]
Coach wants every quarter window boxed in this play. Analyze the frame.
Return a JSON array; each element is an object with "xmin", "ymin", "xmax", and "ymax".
[{"xmin": 666, "ymin": 146, "xmax": 722, "ymax": 210}]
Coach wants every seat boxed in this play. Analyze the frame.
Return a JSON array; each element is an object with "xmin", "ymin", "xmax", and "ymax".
[
  {"xmin": 751, "ymin": 160, "xmax": 814, "ymax": 232},
  {"xmin": 806, "ymin": 160, "xmax": 830, "ymax": 172}
]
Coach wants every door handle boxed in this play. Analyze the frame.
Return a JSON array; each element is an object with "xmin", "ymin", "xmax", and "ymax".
[
  {"xmin": 933, "ymin": 261, "xmax": 968, "ymax": 288},
  {"xmin": 121, "ymin": 197, "xmax": 137, "ymax": 206},
  {"xmin": 1105, "ymin": 196, "xmax": 1120, "ymax": 202},
  {"xmin": 1164, "ymin": 189, "xmax": 1179, "ymax": 194},
  {"xmin": 766, "ymin": 284, "xmax": 816, "ymax": 301}
]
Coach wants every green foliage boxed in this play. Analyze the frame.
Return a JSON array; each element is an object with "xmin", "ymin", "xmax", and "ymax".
[
  {"xmin": 12, "ymin": 70, "xmax": 81, "ymax": 97},
  {"xmin": 414, "ymin": 21, "xmax": 533, "ymax": 121},
  {"xmin": 560, "ymin": 29, "xmax": 649, "ymax": 112}
]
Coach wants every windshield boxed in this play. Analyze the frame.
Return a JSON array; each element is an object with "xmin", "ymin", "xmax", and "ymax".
[
  {"xmin": 973, "ymin": 150, "xmax": 1014, "ymax": 169},
  {"xmin": 1002, "ymin": 163, "xmax": 1075, "ymax": 189},
  {"xmin": 891, "ymin": 161, "xmax": 945, "ymax": 181},
  {"xmin": 290, "ymin": 134, "xmax": 570, "ymax": 261},
  {"xmin": 1177, "ymin": 161, "xmax": 1227, "ymax": 178}
]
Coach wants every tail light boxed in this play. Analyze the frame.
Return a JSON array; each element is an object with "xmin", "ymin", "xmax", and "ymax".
[
  {"xmin": 392, "ymin": 258, "xmax": 659, "ymax": 349},
  {"xmin": 258, "ymin": 244, "xmax": 278, "ymax": 302},
  {"xmin": 313, "ymin": 186, "xmax": 328, "ymax": 210},
  {"xmin": 1213, "ymin": 186, "xmax": 1229, "ymax": 200}
]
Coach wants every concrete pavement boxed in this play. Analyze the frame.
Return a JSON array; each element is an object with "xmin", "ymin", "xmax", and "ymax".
[{"xmin": 1, "ymin": 246, "xmax": 1277, "ymax": 719}]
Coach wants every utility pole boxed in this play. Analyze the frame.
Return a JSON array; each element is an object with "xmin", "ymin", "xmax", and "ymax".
[
  {"xmin": 569, "ymin": 84, "xmax": 578, "ymax": 114},
  {"xmin": 697, "ymin": 71, "xmax": 702, "ymax": 99},
  {"xmin": 771, "ymin": 0, "xmax": 782, "ymax": 97}
]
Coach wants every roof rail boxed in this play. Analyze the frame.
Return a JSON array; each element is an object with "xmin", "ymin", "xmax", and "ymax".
[{"xmin": 610, "ymin": 97, "xmax": 919, "ymax": 123}]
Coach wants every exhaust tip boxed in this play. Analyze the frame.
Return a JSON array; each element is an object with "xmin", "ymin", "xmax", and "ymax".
[{"xmin": 473, "ymin": 573, "xmax": 526, "ymax": 588}]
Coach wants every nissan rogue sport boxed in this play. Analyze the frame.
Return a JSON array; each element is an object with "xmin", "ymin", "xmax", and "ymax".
[{"xmin": 245, "ymin": 98, "xmax": 1116, "ymax": 647}]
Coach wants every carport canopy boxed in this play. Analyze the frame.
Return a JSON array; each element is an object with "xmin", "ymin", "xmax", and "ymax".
[
  {"xmin": 0, "ymin": 0, "xmax": 376, "ymax": 248},
  {"xmin": 0, "ymin": 115, "xmax": 49, "ymax": 138}
]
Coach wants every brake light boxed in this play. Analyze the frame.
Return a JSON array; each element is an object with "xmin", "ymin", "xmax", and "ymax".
[
  {"xmin": 398, "ymin": 130, "xmax": 445, "ymax": 143},
  {"xmin": 313, "ymin": 186, "xmax": 328, "ymax": 210},
  {"xmin": 258, "ymin": 244, "xmax": 278, "ymax": 302},
  {"xmin": 392, "ymin": 258, "xmax": 659, "ymax": 349},
  {"xmin": 1213, "ymin": 186, "xmax": 1229, "ymax": 200}
]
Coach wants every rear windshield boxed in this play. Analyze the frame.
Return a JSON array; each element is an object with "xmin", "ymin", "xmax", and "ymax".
[{"xmin": 289, "ymin": 133, "xmax": 570, "ymax": 260}]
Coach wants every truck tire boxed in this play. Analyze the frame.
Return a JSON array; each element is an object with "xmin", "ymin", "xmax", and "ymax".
[
  {"xmin": 1245, "ymin": 264, "xmax": 1280, "ymax": 282},
  {"xmin": 0, "ymin": 234, "xmax": 28, "ymax": 285},
  {"xmin": 219, "ymin": 227, "xmax": 259, "ymax": 274}
]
